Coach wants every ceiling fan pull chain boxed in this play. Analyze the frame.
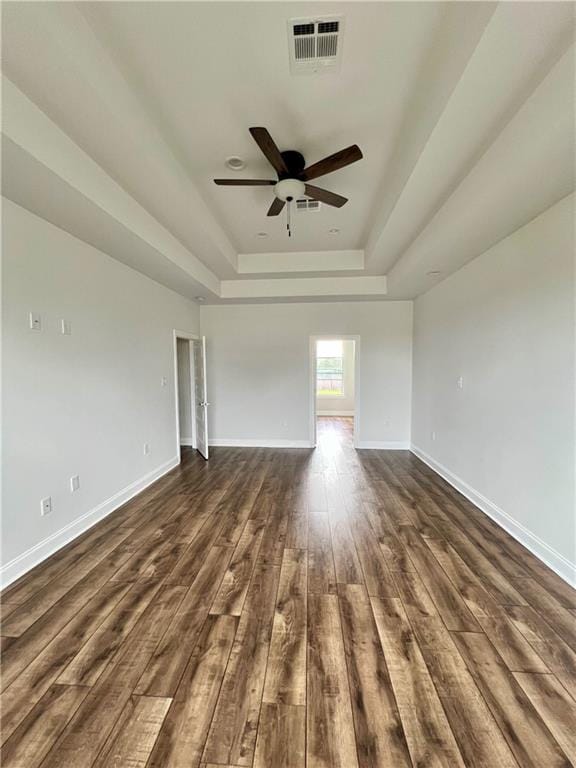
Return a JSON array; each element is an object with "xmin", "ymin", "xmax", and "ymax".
[{"xmin": 287, "ymin": 199, "xmax": 292, "ymax": 237}]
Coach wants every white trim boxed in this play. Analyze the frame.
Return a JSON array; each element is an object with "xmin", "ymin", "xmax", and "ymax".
[
  {"xmin": 356, "ymin": 441, "xmax": 410, "ymax": 450},
  {"xmin": 209, "ymin": 438, "xmax": 314, "ymax": 449},
  {"xmin": 410, "ymin": 444, "xmax": 576, "ymax": 588},
  {"xmin": 317, "ymin": 410, "xmax": 355, "ymax": 417},
  {"xmin": 179, "ymin": 438, "xmax": 195, "ymax": 447},
  {"xmin": 0, "ymin": 456, "xmax": 180, "ymax": 589},
  {"xmin": 237, "ymin": 249, "xmax": 364, "ymax": 274}
]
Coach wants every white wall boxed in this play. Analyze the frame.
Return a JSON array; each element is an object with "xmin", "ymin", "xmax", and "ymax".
[
  {"xmin": 412, "ymin": 194, "xmax": 575, "ymax": 583},
  {"xmin": 200, "ymin": 301, "xmax": 412, "ymax": 448},
  {"xmin": 1, "ymin": 200, "xmax": 200, "ymax": 583},
  {"xmin": 316, "ymin": 339, "xmax": 356, "ymax": 415},
  {"xmin": 176, "ymin": 338, "xmax": 193, "ymax": 443}
]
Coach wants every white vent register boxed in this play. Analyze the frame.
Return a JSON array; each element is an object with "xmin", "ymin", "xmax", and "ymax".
[
  {"xmin": 288, "ymin": 17, "xmax": 343, "ymax": 74},
  {"xmin": 296, "ymin": 198, "xmax": 321, "ymax": 212}
]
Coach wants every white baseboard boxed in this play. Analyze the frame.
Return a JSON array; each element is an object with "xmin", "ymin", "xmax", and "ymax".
[
  {"xmin": 179, "ymin": 438, "xmax": 194, "ymax": 446},
  {"xmin": 209, "ymin": 438, "xmax": 314, "ymax": 448},
  {"xmin": 317, "ymin": 411, "xmax": 355, "ymax": 417},
  {"xmin": 356, "ymin": 441, "xmax": 410, "ymax": 450},
  {"xmin": 410, "ymin": 444, "xmax": 576, "ymax": 588},
  {"xmin": 0, "ymin": 456, "xmax": 180, "ymax": 589}
]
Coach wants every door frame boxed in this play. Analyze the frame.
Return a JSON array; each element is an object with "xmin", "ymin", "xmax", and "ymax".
[
  {"xmin": 309, "ymin": 334, "xmax": 360, "ymax": 449},
  {"xmin": 173, "ymin": 329, "xmax": 199, "ymax": 461}
]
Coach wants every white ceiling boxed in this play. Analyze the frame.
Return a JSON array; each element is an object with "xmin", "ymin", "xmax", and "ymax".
[{"xmin": 2, "ymin": 1, "xmax": 574, "ymax": 303}]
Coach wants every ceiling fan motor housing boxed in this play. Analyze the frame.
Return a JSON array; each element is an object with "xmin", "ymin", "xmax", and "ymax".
[
  {"xmin": 274, "ymin": 178, "xmax": 306, "ymax": 202},
  {"xmin": 279, "ymin": 150, "xmax": 306, "ymax": 177}
]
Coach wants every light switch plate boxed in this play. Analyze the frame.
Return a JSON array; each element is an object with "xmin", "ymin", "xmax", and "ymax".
[
  {"xmin": 60, "ymin": 318, "xmax": 72, "ymax": 335},
  {"xmin": 70, "ymin": 475, "xmax": 80, "ymax": 492}
]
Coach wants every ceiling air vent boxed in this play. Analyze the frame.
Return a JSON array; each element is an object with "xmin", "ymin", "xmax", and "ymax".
[
  {"xmin": 296, "ymin": 198, "xmax": 321, "ymax": 212},
  {"xmin": 288, "ymin": 17, "xmax": 343, "ymax": 75}
]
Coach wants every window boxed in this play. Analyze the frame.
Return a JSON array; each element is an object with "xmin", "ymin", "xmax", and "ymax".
[{"xmin": 316, "ymin": 339, "xmax": 344, "ymax": 397}]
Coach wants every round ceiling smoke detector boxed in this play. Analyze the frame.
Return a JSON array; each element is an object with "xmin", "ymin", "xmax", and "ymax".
[
  {"xmin": 273, "ymin": 178, "xmax": 306, "ymax": 202},
  {"xmin": 427, "ymin": 270, "xmax": 442, "ymax": 276},
  {"xmin": 225, "ymin": 156, "xmax": 245, "ymax": 171},
  {"xmin": 329, "ymin": 228, "xmax": 340, "ymax": 234},
  {"xmin": 257, "ymin": 232, "xmax": 268, "ymax": 238}
]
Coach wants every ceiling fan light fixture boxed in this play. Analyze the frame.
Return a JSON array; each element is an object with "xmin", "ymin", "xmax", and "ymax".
[
  {"xmin": 274, "ymin": 178, "xmax": 306, "ymax": 202},
  {"xmin": 225, "ymin": 155, "xmax": 246, "ymax": 170}
]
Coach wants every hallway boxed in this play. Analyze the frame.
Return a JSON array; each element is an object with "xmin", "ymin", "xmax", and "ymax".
[{"xmin": 1, "ymin": 418, "xmax": 574, "ymax": 767}]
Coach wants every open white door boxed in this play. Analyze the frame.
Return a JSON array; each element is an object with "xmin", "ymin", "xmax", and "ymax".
[{"xmin": 193, "ymin": 336, "xmax": 209, "ymax": 459}]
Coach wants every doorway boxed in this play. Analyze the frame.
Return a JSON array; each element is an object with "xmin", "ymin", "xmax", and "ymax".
[
  {"xmin": 173, "ymin": 331, "xmax": 209, "ymax": 460},
  {"xmin": 309, "ymin": 335, "xmax": 359, "ymax": 448},
  {"xmin": 175, "ymin": 338, "xmax": 195, "ymax": 456}
]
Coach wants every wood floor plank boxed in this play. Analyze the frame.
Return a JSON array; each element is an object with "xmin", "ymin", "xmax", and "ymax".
[
  {"xmin": 285, "ymin": 506, "xmax": 309, "ymax": 550},
  {"xmin": 39, "ymin": 584, "xmax": 186, "ymax": 768},
  {"xmin": 393, "ymin": 567, "xmax": 519, "ymax": 766},
  {"xmin": 1, "ymin": 526, "xmax": 134, "ymax": 637},
  {"xmin": 215, "ymin": 465, "xmax": 268, "ymax": 547},
  {"xmin": 307, "ymin": 593, "xmax": 358, "ymax": 768},
  {"xmin": 513, "ymin": 672, "xmax": 576, "ymax": 762},
  {"xmin": 56, "ymin": 579, "xmax": 162, "ymax": 686},
  {"xmin": 398, "ymin": 525, "xmax": 480, "ymax": 631},
  {"xmin": 0, "ymin": 523, "xmax": 134, "ymax": 608},
  {"xmin": 511, "ymin": 576, "xmax": 576, "ymax": 652},
  {"xmin": 210, "ymin": 519, "xmax": 266, "ymax": 616},
  {"xmin": 0, "ymin": 548, "xmax": 136, "ymax": 694},
  {"xmin": 256, "ymin": 504, "xmax": 290, "ymax": 568},
  {"xmin": 0, "ymin": 684, "xmax": 89, "ymax": 768},
  {"xmin": 203, "ymin": 561, "xmax": 281, "ymax": 766},
  {"xmin": 338, "ymin": 584, "xmax": 411, "ymax": 767},
  {"xmin": 92, "ymin": 694, "xmax": 172, "ymax": 768},
  {"xmin": 452, "ymin": 631, "xmax": 570, "ymax": 767},
  {"xmin": 329, "ymin": 510, "xmax": 364, "ymax": 585},
  {"xmin": 308, "ymin": 548, "xmax": 337, "ymax": 595},
  {"xmin": 165, "ymin": 509, "xmax": 230, "ymax": 586},
  {"xmin": 370, "ymin": 596, "xmax": 466, "ymax": 767},
  {"xmin": 263, "ymin": 548, "xmax": 307, "ymax": 706},
  {"xmin": 253, "ymin": 703, "xmax": 305, "ymax": 768},
  {"xmin": 1, "ymin": 581, "xmax": 131, "ymax": 744},
  {"xmin": 425, "ymin": 537, "xmax": 549, "ymax": 672},
  {"xmin": 147, "ymin": 615, "xmax": 238, "ymax": 768},
  {"xmin": 134, "ymin": 545, "xmax": 233, "ymax": 697},
  {"xmin": 507, "ymin": 604, "xmax": 576, "ymax": 699},
  {"xmin": 350, "ymin": 515, "xmax": 398, "ymax": 597}
]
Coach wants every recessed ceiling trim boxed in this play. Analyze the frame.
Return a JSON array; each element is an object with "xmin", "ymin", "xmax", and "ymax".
[
  {"xmin": 2, "ymin": 75, "xmax": 221, "ymax": 295},
  {"xmin": 238, "ymin": 249, "xmax": 364, "ymax": 274},
  {"xmin": 221, "ymin": 275, "xmax": 386, "ymax": 299}
]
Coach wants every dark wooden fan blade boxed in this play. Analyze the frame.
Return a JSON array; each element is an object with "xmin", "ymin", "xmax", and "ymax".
[
  {"xmin": 249, "ymin": 127, "xmax": 288, "ymax": 176},
  {"xmin": 301, "ymin": 144, "xmax": 363, "ymax": 181},
  {"xmin": 304, "ymin": 184, "xmax": 348, "ymax": 208},
  {"xmin": 267, "ymin": 198, "xmax": 286, "ymax": 216},
  {"xmin": 214, "ymin": 179, "xmax": 275, "ymax": 185}
]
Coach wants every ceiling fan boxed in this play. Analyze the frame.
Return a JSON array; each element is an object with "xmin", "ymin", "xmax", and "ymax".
[{"xmin": 214, "ymin": 127, "xmax": 363, "ymax": 219}]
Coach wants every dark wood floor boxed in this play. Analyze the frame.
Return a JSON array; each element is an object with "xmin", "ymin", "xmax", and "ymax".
[{"xmin": 1, "ymin": 416, "xmax": 575, "ymax": 767}]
